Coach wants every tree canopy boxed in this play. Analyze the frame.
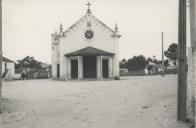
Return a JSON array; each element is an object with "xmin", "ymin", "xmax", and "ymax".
[
  {"xmin": 164, "ymin": 43, "xmax": 178, "ymax": 65},
  {"xmin": 16, "ymin": 56, "xmax": 42, "ymax": 69},
  {"xmin": 120, "ymin": 55, "xmax": 148, "ymax": 71}
]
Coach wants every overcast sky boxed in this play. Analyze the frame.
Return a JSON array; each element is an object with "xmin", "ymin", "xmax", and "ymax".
[{"xmin": 3, "ymin": 0, "xmax": 178, "ymax": 63}]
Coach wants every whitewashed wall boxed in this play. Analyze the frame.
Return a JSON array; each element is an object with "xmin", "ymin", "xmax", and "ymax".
[{"xmin": 2, "ymin": 62, "xmax": 15, "ymax": 78}]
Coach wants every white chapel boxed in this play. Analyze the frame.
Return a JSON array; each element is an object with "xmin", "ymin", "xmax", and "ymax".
[{"xmin": 51, "ymin": 2, "xmax": 121, "ymax": 80}]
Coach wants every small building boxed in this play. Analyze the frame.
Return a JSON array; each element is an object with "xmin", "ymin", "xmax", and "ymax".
[
  {"xmin": 120, "ymin": 68, "xmax": 128, "ymax": 74},
  {"xmin": 40, "ymin": 62, "xmax": 52, "ymax": 78},
  {"xmin": 51, "ymin": 3, "xmax": 121, "ymax": 80},
  {"xmin": 145, "ymin": 62, "xmax": 163, "ymax": 75},
  {"xmin": 2, "ymin": 57, "xmax": 15, "ymax": 79},
  {"xmin": 41, "ymin": 62, "xmax": 52, "ymax": 72}
]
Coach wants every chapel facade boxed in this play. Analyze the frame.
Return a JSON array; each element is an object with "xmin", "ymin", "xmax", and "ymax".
[{"xmin": 51, "ymin": 3, "xmax": 121, "ymax": 80}]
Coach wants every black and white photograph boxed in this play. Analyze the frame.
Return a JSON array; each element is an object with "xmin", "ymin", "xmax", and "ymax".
[{"xmin": 0, "ymin": 0, "xmax": 195, "ymax": 128}]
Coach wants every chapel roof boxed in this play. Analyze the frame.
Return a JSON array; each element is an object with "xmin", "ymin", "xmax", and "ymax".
[{"xmin": 65, "ymin": 47, "xmax": 115, "ymax": 57}]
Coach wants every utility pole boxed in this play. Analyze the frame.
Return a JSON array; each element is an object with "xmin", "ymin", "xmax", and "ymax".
[
  {"xmin": 177, "ymin": 0, "xmax": 187, "ymax": 121},
  {"xmin": 162, "ymin": 32, "xmax": 164, "ymax": 77},
  {"xmin": 0, "ymin": 0, "xmax": 2, "ymax": 113}
]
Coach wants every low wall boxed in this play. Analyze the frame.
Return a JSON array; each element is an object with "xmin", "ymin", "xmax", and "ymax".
[{"xmin": 120, "ymin": 70, "xmax": 145, "ymax": 76}]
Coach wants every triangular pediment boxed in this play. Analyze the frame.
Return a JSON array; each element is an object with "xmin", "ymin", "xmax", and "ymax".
[{"xmin": 63, "ymin": 14, "xmax": 115, "ymax": 35}]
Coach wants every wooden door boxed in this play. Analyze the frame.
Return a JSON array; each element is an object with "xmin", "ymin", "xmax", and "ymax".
[
  {"xmin": 83, "ymin": 56, "xmax": 96, "ymax": 78},
  {"xmin": 57, "ymin": 64, "xmax": 60, "ymax": 78}
]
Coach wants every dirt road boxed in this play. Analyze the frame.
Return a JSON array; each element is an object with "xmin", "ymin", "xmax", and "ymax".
[{"xmin": 0, "ymin": 75, "xmax": 188, "ymax": 128}]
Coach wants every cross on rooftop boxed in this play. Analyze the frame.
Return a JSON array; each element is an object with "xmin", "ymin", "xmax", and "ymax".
[{"xmin": 86, "ymin": 2, "xmax": 91, "ymax": 10}]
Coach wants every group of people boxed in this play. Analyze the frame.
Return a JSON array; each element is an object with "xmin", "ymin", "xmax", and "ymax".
[{"xmin": 21, "ymin": 70, "xmax": 28, "ymax": 80}]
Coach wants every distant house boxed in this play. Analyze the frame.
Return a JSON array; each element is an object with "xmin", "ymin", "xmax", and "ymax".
[
  {"xmin": 2, "ymin": 57, "xmax": 15, "ymax": 79},
  {"xmin": 120, "ymin": 68, "xmax": 128, "ymax": 74},
  {"xmin": 41, "ymin": 62, "xmax": 52, "ymax": 72},
  {"xmin": 145, "ymin": 62, "xmax": 163, "ymax": 75},
  {"xmin": 40, "ymin": 62, "xmax": 52, "ymax": 78}
]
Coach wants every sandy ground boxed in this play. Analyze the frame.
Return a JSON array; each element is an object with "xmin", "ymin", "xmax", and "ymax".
[{"xmin": 0, "ymin": 75, "xmax": 189, "ymax": 128}]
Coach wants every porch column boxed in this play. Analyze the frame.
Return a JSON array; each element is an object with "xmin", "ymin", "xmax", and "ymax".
[
  {"xmin": 112, "ymin": 56, "xmax": 116, "ymax": 77},
  {"xmin": 108, "ymin": 57, "xmax": 113, "ymax": 78},
  {"xmin": 78, "ymin": 56, "xmax": 83, "ymax": 80},
  {"xmin": 97, "ymin": 56, "xmax": 102, "ymax": 80},
  {"xmin": 67, "ymin": 58, "xmax": 71, "ymax": 79}
]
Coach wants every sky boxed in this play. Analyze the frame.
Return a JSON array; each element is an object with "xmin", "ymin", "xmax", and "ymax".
[{"xmin": 2, "ymin": 0, "xmax": 179, "ymax": 63}]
